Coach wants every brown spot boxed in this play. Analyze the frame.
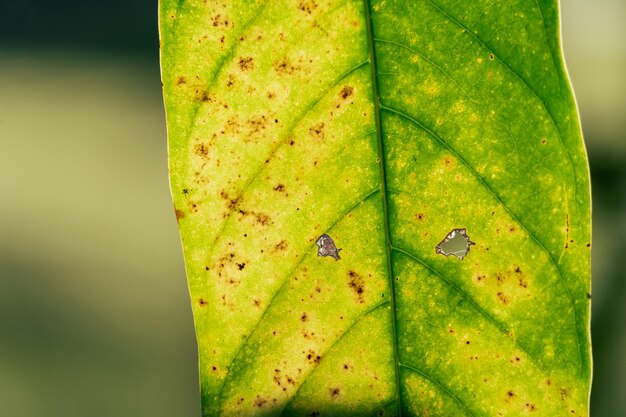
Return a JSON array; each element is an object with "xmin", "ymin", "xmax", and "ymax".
[
  {"xmin": 474, "ymin": 274, "xmax": 486, "ymax": 283},
  {"xmin": 236, "ymin": 263, "xmax": 245, "ymax": 270},
  {"xmin": 254, "ymin": 396, "xmax": 267, "ymax": 407},
  {"xmin": 415, "ymin": 213, "xmax": 425, "ymax": 222},
  {"xmin": 253, "ymin": 299, "xmax": 261, "ymax": 307},
  {"xmin": 510, "ymin": 355, "xmax": 521, "ymax": 363},
  {"xmin": 176, "ymin": 76, "xmax": 187, "ymax": 85},
  {"xmin": 200, "ymin": 91, "xmax": 211, "ymax": 102},
  {"xmin": 188, "ymin": 201, "xmax": 200, "ymax": 213},
  {"xmin": 273, "ymin": 184, "xmax": 286, "ymax": 192},
  {"xmin": 198, "ymin": 298, "xmax": 208, "ymax": 306},
  {"xmin": 306, "ymin": 350, "xmax": 321, "ymax": 364},
  {"xmin": 175, "ymin": 209, "xmax": 185, "ymax": 220},
  {"xmin": 195, "ymin": 143, "xmax": 209, "ymax": 157},
  {"xmin": 301, "ymin": 312, "xmax": 308, "ymax": 322},
  {"xmin": 541, "ymin": 138, "xmax": 547, "ymax": 144},
  {"xmin": 298, "ymin": 0, "xmax": 318, "ymax": 14},
  {"xmin": 254, "ymin": 212, "xmax": 271, "ymax": 226},
  {"xmin": 497, "ymin": 292, "xmax": 510, "ymax": 305},
  {"xmin": 340, "ymin": 86, "xmax": 354, "ymax": 99},
  {"xmin": 586, "ymin": 293, "xmax": 591, "ymax": 300},
  {"xmin": 525, "ymin": 403, "xmax": 536, "ymax": 412},
  {"xmin": 289, "ymin": 139, "xmax": 295, "ymax": 146},
  {"xmin": 211, "ymin": 366, "xmax": 217, "ymax": 371},
  {"xmin": 518, "ymin": 277, "xmax": 528, "ymax": 288},
  {"xmin": 507, "ymin": 390, "xmax": 515, "ymax": 398},
  {"xmin": 273, "ymin": 240, "xmax": 288, "ymax": 251},
  {"xmin": 329, "ymin": 387, "xmax": 341, "ymax": 398},
  {"xmin": 309, "ymin": 122, "xmax": 325, "ymax": 139},
  {"xmin": 211, "ymin": 14, "xmax": 229, "ymax": 27},
  {"xmin": 343, "ymin": 364, "xmax": 349, "ymax": 370},
  {"xmin": 273, "ymin": 58, "xmax": 301, "ymax": 75},
  {"xmin": 448, "ymin": 328, "xmax": 456, "ymax": 335},
  {"xmin": 238, "ymin": 56, "xmax": 254, "ymax": 71},
  {"xmin": 489, "ymin": 53, "xmax": 495, "ymax": 60},
  {"xmin": 546, "ymin": 378, "xmax": 552, "ymax": 386},
  {"xmin": 347, "ymin": 271, "xmax": 365, "ymax": 303}
]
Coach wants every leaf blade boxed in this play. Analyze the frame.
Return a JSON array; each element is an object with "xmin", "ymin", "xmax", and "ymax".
[{"xmin": 159, "ymin": 0, "xmax": 591, "ymax": 415}]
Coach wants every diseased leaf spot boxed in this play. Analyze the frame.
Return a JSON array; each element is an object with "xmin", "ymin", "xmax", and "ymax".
[
  {"xmin": 236, "ymin": 262, "xmax": 245, "ymax": 270},
  {"xmin": 308, "ymin": 122, "xmax": 325, "ymax": 139},
  {"xmin": 348, "ymin": 270, "xmax": 365, "ymax": 303},
  {"xmin": 238, "ymin": 56, "xmax": 254, "ymax": 71},
  {"xmin": 497, "ymin": 292, "xmax": 510, "ymax": 304},
  {"xmin": 273, "ymin": 58, "xmax": 301, "ymax": 75},
  {"xmin": 340, "ymin": 85, "xmax": 354, "ymax": 99},
  {"xmin": 176, "ymin": 76, "xmax": 187, "ymax": 85},
  {"xmin": 306, "ymin": 350, "xmax": 321, "ymax": 364},
  {"xmin": 175, "ymin": 209, "xmax": 185, "ymax": 220},
  {"xmin": 301, "ymin": 312, "xmax": 308, "ymax": 322},
  {"xmin": 198, "ymin": 298, "xmax": 208, "ymax": 307},
  {"xmin": 273, "ymin": 184, "xmax": 286, "ymax": 193},
  {"xmin": 195, "ymin": 143, "xmax": 209, "ymax": 157},
  {"xmin": 329, "ymin": 387, "xmax": 341, "ymax": 399},
  {"xmin": 298, "ymin": 0, "xmax": 318, "ymax": 14},
  {"xmin": 525, "ymin": 403, "xmax": 536, "ymax": 412},
  {"xmin": 489, "ymin": 53, "xmax": 495, "ymax": 60},
  {"xmin": 211, "ymin": 14, "xmax": 230, "ymax": 27},
  {"xmin": 254, "ymin": 396, "xmax": 267, "ymax": 407}
]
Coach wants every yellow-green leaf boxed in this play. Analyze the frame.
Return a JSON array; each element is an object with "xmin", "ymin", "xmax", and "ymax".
[{"xmin": 159, "ymin": 1, "xmax": 591, "ymax": 416}]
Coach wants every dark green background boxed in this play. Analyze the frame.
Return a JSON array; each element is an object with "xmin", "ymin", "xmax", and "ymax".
[{"xmin": 1, "ymin": 0, "xmax": 623, "ymax": 416}]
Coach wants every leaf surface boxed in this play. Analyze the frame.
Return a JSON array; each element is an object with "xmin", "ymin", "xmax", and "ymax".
[{"xmin": 159, "ymin": 1, "xmax": 591, "ymax": 415}]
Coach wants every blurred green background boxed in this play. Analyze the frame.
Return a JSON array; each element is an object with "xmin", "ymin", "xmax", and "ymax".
[{"xmin": 0, "ymin": 1, "xmax": 623, "ymax": 416}]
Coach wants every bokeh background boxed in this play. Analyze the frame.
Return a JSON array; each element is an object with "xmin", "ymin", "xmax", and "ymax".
[{"xmin": 1, "ymin": 0, "xmax": 623, "ymax": 416}]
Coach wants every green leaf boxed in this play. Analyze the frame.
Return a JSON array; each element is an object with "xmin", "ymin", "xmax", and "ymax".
[{"xmin": 159, "ymin": 0, "xmax": 591, "ymax": 415}]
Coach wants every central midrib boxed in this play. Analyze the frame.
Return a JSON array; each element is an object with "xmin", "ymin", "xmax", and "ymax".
[{"xmin": 363, "ymin": 0, "xmax": 402, "ymax": 415}]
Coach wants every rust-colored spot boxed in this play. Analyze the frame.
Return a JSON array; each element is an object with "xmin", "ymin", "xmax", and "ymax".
[
  {"xmin": 298, "ymin": 0, "xmax": 318, "ymax": 14},
  {"xmin": 301, "ymin": 312, "xmax": 308, "ymax": 322},
  {"xmin": 340, "ymin": 85, "xmax": 354, "ymax": 99},
  {"xmin": 274, "ymin": 240, "xmax": 288, "ymax": 251},
  {"xmin": 254, "ymin": 396, "xmax": 267, "ymax": 407},
  {"xmin": 211, "ymin": 14, "xmax": 229, "ymax": 27},
  {"xmin": 273, "ymin": 184, "xmax": 286, "ymax": 192},
  {"xmin": 415, "ymin": 213, "xmax": 425, "ymax": 222},
  {"xmin": 175, "ymin": 209, "xmax": 185, "ymax": 220},
  {"xmin": 309, "ymin": 122, "xmax": 325, "ymax": 139},
  {"xmin": 211, "ymin": 365, "xmax": 217, "ymax": 371},
  {"xmin": 489, "ymin": 53, "xmax": 495, "ymax": 60},
  {"xmin": 497, "ymin": 292, "xmax": 509, "ymax": 305},
  {"xmin": 347, "ymin": 271, "xmax": 365, "ymax": 303},
  {"xmin": 306, "ymin": 350, "xmax": 321, "ymax": 364},
  {"xmin": 254, "ymin": 212, "xmax": 271, "ymax": 226},
  {"xmin": 273, "ymin": 58, "xmax": 300, "ymax": 75},
  {"xmin": 176, "ymin": 76, "xmax": 187, "ymax": 85},
  {"xmin": 525, "ymin": 403, "xmax": 536, "ymax": 412},
  {"xmin": 329, "ymin": 387, "xmax": 340, "ymax": 398},
  {"xmin": 195, "ymin": 143, "xmax": 209, "ymax": 157},
  {"xmin": 238, "ymin": 56, "xmax": 254, "ymax": 71},
  {"xmin": 198, "ymin": 298, "xmax": 208, "ymax": 306}
]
